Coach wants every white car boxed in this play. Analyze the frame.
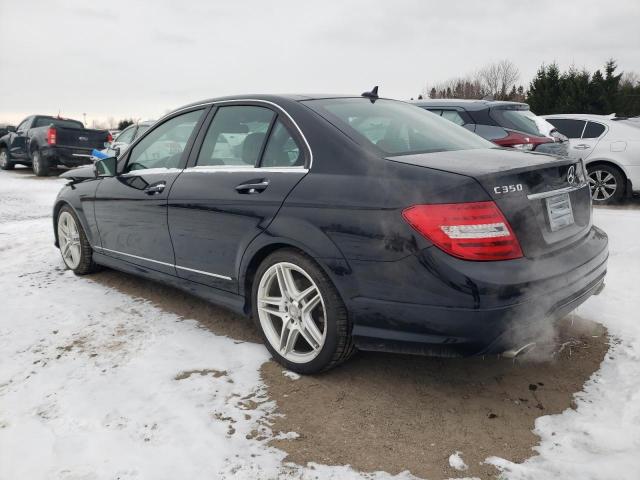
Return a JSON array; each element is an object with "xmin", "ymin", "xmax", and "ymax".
[
  {"xmin": 543, "ymin": 114, "xmax": 640, "ymax": 204},
  {"xmin": 104, "ymin": 120, "xmax": 155, "ymax": 157}
]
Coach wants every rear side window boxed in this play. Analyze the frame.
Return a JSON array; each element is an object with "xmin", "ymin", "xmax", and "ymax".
[
  {"xmin": 545, "ymin": 119, "xmax": 586, "ymax": 139},
  {"xmin": 583, "ymin": 122, "xmax": 606, "ymax": 139},
  {"xmin": 261, "ymin": 120, "xmax": 303, "ymax": 167},
  {"xmin": 196, "ymin": 106, "xmax": 274, "ymax": 167},
  {"xmin": 441, "ymin": 110, "xmax": 465, "ymax": 126},
  {"xmin": 305, "ymin": 98, "xmax": 490, "ymax": 155}
]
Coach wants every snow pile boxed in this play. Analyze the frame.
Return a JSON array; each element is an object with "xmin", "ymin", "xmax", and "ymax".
[
  {"xmin": 448, "ymin": 451, "xmax": 469, "ymax": 471},
  {"xmin": 283, "ymin": 370, "xmax": 301, "ymax": 380},
  {"xmin": 487, "ymin": 208, "xmax": 640, "ymax": 479},
  {"xmin": 0, "ymin": 172, "xmax": 417, "ymax": 479}
]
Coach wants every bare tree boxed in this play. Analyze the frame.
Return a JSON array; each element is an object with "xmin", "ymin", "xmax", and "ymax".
[
  {"xmin": 479, "ymin": 59, "xmax": 520, "ymax": 99},
  {"xmin": 422, "ymin": 59, "xmax": 520, "ymax": 101},
  {"xmin": 621, "ymin": 71, "xmax": 640, "ymax": 88}
]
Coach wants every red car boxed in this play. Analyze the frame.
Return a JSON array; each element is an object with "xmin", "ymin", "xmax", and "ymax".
[{"xmin": 413, "ymin": 99, "xmax": 569, "ymax": 157}]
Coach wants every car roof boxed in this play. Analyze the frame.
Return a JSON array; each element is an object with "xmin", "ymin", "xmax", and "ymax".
[
  {"xmin": 542, "ymin": 113, "xmax": 616, "ymax": 121},
  {"xmin": 412, "ymin": 99, "xmax": 529, "ymax": 111},
  {"xmin": 169, "ymin": 93, "xmax": 394, "ymax": 116}
]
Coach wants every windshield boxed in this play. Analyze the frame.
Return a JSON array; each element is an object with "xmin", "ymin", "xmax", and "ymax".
[
  {"xmin": 34, "ymin": 117, "xmax": 84, "ymax": 129},
  {"xmin": 490, "ymin": 108, "xmax": 555, "ymax": 137},
  {"xmin": 304, "ymin": 98, "xmax": 492, "ymax": 155}
]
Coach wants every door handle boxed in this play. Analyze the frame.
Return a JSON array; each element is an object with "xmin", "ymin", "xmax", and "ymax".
[
  {"xmin": 144, "ymin": 182, "xmax": 166, "ymax": 195},
  {"xmin": 574, "ymin": 144, "xmax": 591, "ymax": 150},
  {"xmin": 235, "ymin": 179, "xmax": 269, "ymax": 194}
]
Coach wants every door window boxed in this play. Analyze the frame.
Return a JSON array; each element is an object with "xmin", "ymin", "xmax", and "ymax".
[
  {"xmin": 114, "ymin": 125, "xmax": 135, "ymax": 144},
  {"xmin": 196, "ymin": 106, "xmax": 274, "ymax": 167},
  {"xmin": 583, "ymin": 122, "xmax": 606, "ymax": 139},
  {"xmin": 545, "ymin": 119, "xmax": 586, "ymax": 139},
  {"xmin": 260, "ymin": 120, "xmax": 303, "ymax": 167},
  {"xmin": 441, "ymin": 110, "xmax": 465, "ymax": 126},
  {"xmin": 16, "ymin": 118, "xmax": 31, "ymax": 132},
  {"xmin": 126, "ymin": 110, "xmax": 203, "ymax": 171}
]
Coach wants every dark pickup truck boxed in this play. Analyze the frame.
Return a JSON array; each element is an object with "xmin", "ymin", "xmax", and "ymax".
[{"xmin": 0, "ymin": 115, "xmax": 111, "ymax": 176}]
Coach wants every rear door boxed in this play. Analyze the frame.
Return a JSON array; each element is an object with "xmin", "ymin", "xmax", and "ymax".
[
  {"xmin": 545, "ymin": 118, "xmax": 587, "ymax": 159},
  {"xmin": 93, "ymin": 107, "xmax": 207, "ymax": 275},
  {"xmin": 168, "ymin": 102, "xmax": 309, "ymax": 292},
  {"xmin": 574, "ymin": 121, "xmax": 607, "ymax": 160}
]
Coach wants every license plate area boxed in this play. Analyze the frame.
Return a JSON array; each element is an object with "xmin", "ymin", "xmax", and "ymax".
[{"xmin": 546, "ymin": 193, "xmax": 574, "ymax": 231}]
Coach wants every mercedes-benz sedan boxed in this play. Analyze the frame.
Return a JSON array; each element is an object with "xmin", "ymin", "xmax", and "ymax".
[{"xmin": 53, "ymin": 93, "xmax": 608, "ymax": 373}]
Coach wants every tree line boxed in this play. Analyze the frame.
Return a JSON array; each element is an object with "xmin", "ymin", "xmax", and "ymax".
[{"xmin": 419, "ymin": 59, "xmax": 640, "ymax": 117}]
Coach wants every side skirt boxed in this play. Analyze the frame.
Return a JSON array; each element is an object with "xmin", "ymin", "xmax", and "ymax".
[{"xmin": 92, "ymin": 252, "xmax": 246, "ymax": 316}]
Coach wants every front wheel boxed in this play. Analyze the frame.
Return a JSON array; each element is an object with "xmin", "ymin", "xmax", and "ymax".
[
  {"xmin": 0, "ymin": 148, "xmax": 14, "ymax": 170},
  {"xmin": 587, "ymin": 164, "xmax": 625, "ymax": 204},
  {"xmin": 32, "ymin": 149, "xmax": 51, "ymax": 176},
  {"xmin": 57, "ymin": 207, "xmax": 99, "ymax": 275},
  {"xmin": 252, "ymin": 249, "xmax": 355, "ymax": 374}
]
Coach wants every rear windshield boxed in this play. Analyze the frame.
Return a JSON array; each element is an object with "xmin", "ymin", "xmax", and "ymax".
[
  {"xmin": 489, "ymin": 108, "xmax": 554, "ymax": 137},
  {"xmin": 304, "ymin": 98, "xmax": 491, "ymax": 155},
  {"xmin": 34, "ymin": 117, "xmax": 84, "ymax": 129}
]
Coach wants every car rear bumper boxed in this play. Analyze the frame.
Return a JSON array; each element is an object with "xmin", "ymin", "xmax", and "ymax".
[
  {"xmin": 343, "ymin": 226, "xmax": 608, "ymax": 356},
  {"xmin": 41, "ymin": 147, "xmax": 95, "ymax": 167}
]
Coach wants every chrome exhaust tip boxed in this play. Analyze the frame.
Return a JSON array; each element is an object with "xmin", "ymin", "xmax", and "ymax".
[{"xmin": 502, "ymin": 342, "xmax": 536, "ymax": 359}]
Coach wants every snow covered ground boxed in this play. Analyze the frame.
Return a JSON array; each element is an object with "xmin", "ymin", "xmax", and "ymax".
[{"xmin": 0, "ymin": 169, "xmax": 639, "ymax": 479}]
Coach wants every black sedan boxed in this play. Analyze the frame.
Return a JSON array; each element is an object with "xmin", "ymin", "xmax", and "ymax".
[{"xmin": 53, "ymin": 92, "xmax": 608, "ymax": 373}]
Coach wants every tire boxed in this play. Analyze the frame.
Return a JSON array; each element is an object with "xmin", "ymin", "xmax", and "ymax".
[
  {"xmin": 32, "ymin": 149, "xmax": 50, "ymax": 176},
  {"xmin": 0, "ymin": 148, "xmax": 14, "ymax": 170},
  {"xmin": 252, "ymin": 249, "xmax": 355, "ymax": 374},
  {"xmin": 57, "ymin": 206, "xmax": 100, "ymax": 275},
  {"xmin": 587, "ymin": 164, "xmax": 625, "ymax": 204}
]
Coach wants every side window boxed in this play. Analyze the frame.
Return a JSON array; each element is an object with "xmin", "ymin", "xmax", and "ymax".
[
  {"xmin": 16, "ymin": 118, "xmax": 31, "ymax": 132},
  {"xmin": 425, "ymin": 109, "xmax": 442, "ymax": 116},
  {"xmin": 261, "ymin": 120, "xmax": 303, "ymax": 167},
  {"xmin": 583, "ymin": 122, "xmax": 606, "ymax": 139},
  {"xmin": 196, "ymin": 106, "xmax": 274, "ymax": 167},
  {"xmin": 441, "ymin": 110, "xmax": 465, "ymax": 126},
  {"xmin": 115, "ymin": 126, "xmax": 135, "ymax": 144},
  {"xmin": 126, "ymin": 110, "xmax": 203, "ymax": 172},
  {"xmin": 134, "ymin": 125, "xmax": 150, "ymax": 140},
  {"xmin": 545, "ymin": 119, "xmax": 586, "ymax": 139}
]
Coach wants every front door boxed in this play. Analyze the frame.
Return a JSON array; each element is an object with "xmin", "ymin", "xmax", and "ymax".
[
  {"xmin": 168, "ymin": 103, "xmax": 309, "ymax": 292},
  {"xmin": 93, "ymin": 108, "xmax": 207, "ymax": 275}
]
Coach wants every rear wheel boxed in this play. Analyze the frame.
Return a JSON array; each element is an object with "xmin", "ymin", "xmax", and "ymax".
[
  {"xmin": 57, "ymin": 207, "xmax": 99, "ymax": 275},
  {"xmin": 32, "ymin": 149, "xmax": 50, "ymax": 176},
  {"xmin": 587, "ymin": 164, "xmax": 625, "ymax": 204},
  {"xmin": 252, "ymin": 249, "xmax": 355, "ymax": 374},
  {"xmin": 0, "ymin": 148, "xmax": 14, "ymax": 170}
]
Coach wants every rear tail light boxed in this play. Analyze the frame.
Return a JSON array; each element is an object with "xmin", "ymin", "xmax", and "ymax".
[
  {"xmin": 493, "ymin": 130, "xmax": 550, "ymax": 151},
  {"xmin": 47, "ymin": 127, "xmax": 57, "ymax": 145},
  {"xmin": 402, "ymin": 201, "xmax": 523, "ymax": 261},
  {"xmin": 107, "ymin": 132, "xmax": 113, "ymax": 143}
]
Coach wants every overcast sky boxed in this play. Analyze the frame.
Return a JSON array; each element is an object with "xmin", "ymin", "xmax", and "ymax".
[{"xmin": 1, "ymin": 0, "xmax": 639, "ymax": 126}]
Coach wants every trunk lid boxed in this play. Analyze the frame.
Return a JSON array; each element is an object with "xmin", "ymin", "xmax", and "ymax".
[{"xmin": 387, "ymin": 148, "xmax": 592, "ymax": 257}]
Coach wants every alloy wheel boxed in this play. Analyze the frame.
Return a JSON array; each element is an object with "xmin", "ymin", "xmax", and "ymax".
[
  {"xmin": 57, "ymin": 211, "xmax": 82, "ymax": 269},
  {"xmin": 0, "ymin": 150, "xmax": 7, "ymax": 168},
  {"xmin": 588, "ymin": 169, "xmax": 617, "ymax": 201},
  {"xmin": 256, "ymin": 262, "xmax": 327, "ymax": 363}
]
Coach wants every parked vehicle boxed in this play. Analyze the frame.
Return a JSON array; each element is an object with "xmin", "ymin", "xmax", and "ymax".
[
  {"xmin": 543, "ymin": 114, "xmax": 640, "ymax": 203},
  {"xmin": 0, "ymin": 123, "xmax": 11, "ymax": 139},
  {"xmin": 0, "ymin": 115, "xmax": 111, "ymax": 176},
  {"xmin": 413, "ymin": 99, "xmax": 569, "ymax": 157},
  {"xmin": 53, "ymin": 93, "xmax": 608, "ymax": 374},
  {"xmin": 103, "ymin": 120, "xmax": 154, "ymax": 156}
]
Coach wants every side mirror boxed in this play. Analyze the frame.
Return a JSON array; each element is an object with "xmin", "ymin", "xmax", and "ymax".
[
  {"xmin": 95, "ymin": 156, "xmax": 117, "ymax": 177},
  {"xmin": 6, "ymin": 126, "xmax": 16, "ymax": 133}
]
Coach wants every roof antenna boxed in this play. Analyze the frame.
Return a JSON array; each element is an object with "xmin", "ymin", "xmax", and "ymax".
[{"xmin": 361, "ymin": 85, "xmax": 379, "ymax": 102}]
